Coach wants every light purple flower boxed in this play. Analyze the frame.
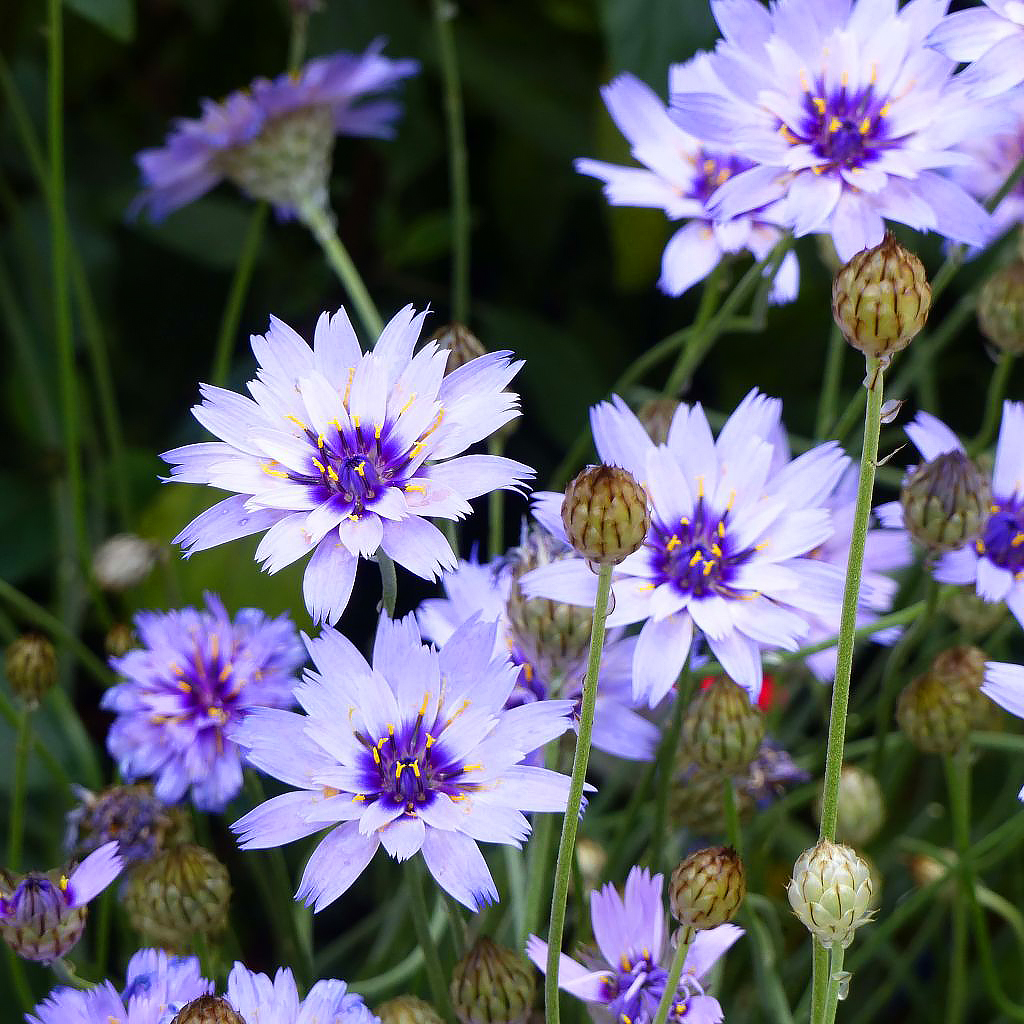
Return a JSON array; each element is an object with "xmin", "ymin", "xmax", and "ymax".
[
  {"xmin": 876, "ymin": 404, "xmax": 1024, "ymax": 626},
  {"xmin": 526, "ymin": 866, "xmax": 742, "ymax": 1024},
  {"xmin": 929, "ymin": 1, "xmax": 1024, "ymax": 99},
  {"xmin": 982, "ymin": 661, "xmax": 1024, "ymax": 798},
  {"xmin": 670, "ymin": 0, "xmax": 1002, "ymax": 261},
  {"xmin": 230, "ymin": 613, "xmax": 575, "ymax": 912},
  {"xmin": 134, "ymin": 42, "xmax": 419, "ymax": 220},
  {"xmin": 27, "ymin": 948, "xmax": 212, "ymax": 1024},
  {"xmin": 103, "ymin": 594, "xmax": 303, "ymax": 811},
  {"xmin": 225, "ymin": 962, "xmax": 377, "ymax": 1024},
  {"xmin": 164, "ymin": 305, "xmax": 531, "ymax": 626},
  {"xmin": 417, "ymin": 552, "xmax": 659, "ymax": 762},
  {"xmin": 576, "ymin": 71, "xmax": 799, "ymax": 300},
  {"xmin": 523, "ymin": 390, "xmax": 847, "ymax": 704}
]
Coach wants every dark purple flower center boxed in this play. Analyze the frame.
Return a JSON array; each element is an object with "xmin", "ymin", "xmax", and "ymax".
[
  {"xmin": 601, "ymin": 953, "xmax": 693, "ymax": 1024},
  {"xmin": 691, "ymin": 149, "xmax": 754, "ymax": 204},
  {"xmin": 977, "ymin": 497, "xmax": 1024, "ymax": 576},
  {"xmin": 160, "ymin": 635, "xmax": 245, "ymax": 730}
]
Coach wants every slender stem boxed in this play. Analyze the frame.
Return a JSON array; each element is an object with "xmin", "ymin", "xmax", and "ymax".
[
  {"xmin": 970, "ymin": 352, "xmax": 1015, "ymax": 456},
  {"xmin": 212, "ymin": 205, "xmax": 267, "ymax": 387},
  {"xmin": 52, "ymin": 958, "xmax": 94, "ymax": 989},
  {"xmin": 300, "ymin": 202, "xmax": 384, "ymax": 341},
  {"xmin": 810, "ymin": 941, "xmax": 830, "ymax": 1024},
  {"xmin": 651, "ymin": 927, "xmax": 696, "ymax": 1024},
  {"xmin": 488, "ymin": 435, "xmax": 505, "ymax": 559},
  {"xmin": 431, "ymin": 0, "xmax": 470, "ymax": 323},
  {"xmin": 823, "ymin": 945, "xmax": 847, "ymax": 1024},
  {"xmin": 722, "ymin": 778, "xmax": 742, "ymax": 858},
  {"xmin": 6, "ymin": 706, "xmax": 31, "ymax": 870},
  {"xmin": 649, "ymin": 666, "xmax": 693, "ymax": 872},
  {"xmin": 378, "ymin": 551, "xmax": 398, "ymax": 617},
  {"xmin": 665, "ymin": 262, "xmax": 726, "ymax": 395},
  {"xmin": 815, "ymin": 324, "xmax": 845, "ymax": 440},
  {"xmin": 946, "ymin": 896, "xmax": 969, "ymax": 1024},
  {"xmin": 288, "ymin": 9, "xmax": 309, "ymax": 72},
  {"xmin": 407, "ymin": 860, "xmax": 455, "ymax": 1023},
  {"xmin": 545, "ymin": 563, "xmax": 614, "ymax": 1024},
  {"xmin": 0, "ymin": 687, "xmax": 70, "ymax": 790}
]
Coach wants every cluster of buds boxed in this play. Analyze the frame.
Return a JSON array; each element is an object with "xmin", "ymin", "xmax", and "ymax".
[
  {"xmin": 899, "ymin": 451, "xmax": 991, "ymax": 554},
  {"xmin": 4, "ymin": 633, "xmax": 57, "ymax": 707},
  {"xmin": 680, "ymin": 678, "xmax": 765, "ymax": 778},
  {"xmin": 787, "ymin": 840, "xmax": 874, "ymax": 949},
  {"xmin": 170, "ymin": 996, "xmax": 246, "ymax": 1024},
  {"xmin": 669, "ymin": 846, "xmax": 746, "ymax": 930},
  {"xmin": 814, "ymin": 766, "xmax": 885, "ymax": 847},
  {"xmin": 978, "ymin": 262, "xmax": 1024, "ymax": 355},
  {"xmin": 562, "ymin": 465, "xmax": 650, "ymax": 565},
  {"xmin": 450, "ymin": 937, "xmax": 535, "ymax": 1024}
]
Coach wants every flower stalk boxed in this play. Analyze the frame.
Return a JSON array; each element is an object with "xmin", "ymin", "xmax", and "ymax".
[{"xmin": 651, "ymin": 927, "xmax": 696, "ymax": 1024}]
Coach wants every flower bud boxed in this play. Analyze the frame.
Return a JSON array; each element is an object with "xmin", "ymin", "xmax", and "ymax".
[
  {"xmin": 680, "ymin": 678, "xmax": 765, "ymax": 777},
  {"xmin": 787, "ymin": 840, "xmax": 874, "ymax": 949},
  {"xmin": 92, "ymin": 533, "xmax": 158, "ymax": 591},
  {"xmin": 4, "ymin": 634, "xmax": 57, "ymax": 707},
  {"xmin": 575, "ymin": 838, "xmax": 607, "ymax": 895},
  {"xmin": 450, "ymin": 937, "xmax": 535, "ymax": 1024},
  {"xmin": 931, "ymin": 645, "xmax": 1001, "ymax": 730},
  {"xmin": 946, "ymin": 586, "xmax": 1007, "ymax": 635},
  {"xmin": 897, "ymin": 670, "xmax": 972, "ymax": 755},
  {"xmin": 430, "ymin": 323, "xmax": 487, "ymax": 374},
  {"xmin": 0, "ymin": 867, "xmax": 87, "ymax": 963},
  {"xmin": 170, "ymin": 996, "xmax": 246, "ymax": 1024},
  {"xmin": 832, "ymin": 233, "xmax": 930, "ymax": 365},
  {"xmin": 105, "ymin": 622, "xmax": 137, "ymax": 659},
  {"xmin": 899, "ymin": 451, "xmax": 991, "ymax": 553},
  {"xmin": 562, "ymin": 466, "xmax": 650, "ymax": 565},
  {"xmin": 636, "ymin": 398, "xmax": 680, "ymax": 445},
  {"xmin": 978, "ymin": 262, "xmax": 1024, "ymax": 355},
  {"xmin": 378, "ymin": 997, "xmax": 444, "ymax": 1024},
  {"xmin": 814, "ymin": 766, "xmax": 884, "ymax": 846},
  {"xmin": 122, "ymin": 844, "xmax": 230, "ymax": 950},
  {"xmin": 669, "ymin": 845, "xmax": 745, "ymax": 929}
]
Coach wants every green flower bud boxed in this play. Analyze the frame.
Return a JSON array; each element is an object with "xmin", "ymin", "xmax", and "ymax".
[
  {"xmin": 636, "ymin": 398, "xmax": 681, "ymax": 445},
  {"xmin": 669, "ymin": 845, "xmax": 745, "ymax": 929},
  {"xmin": 832, "ymin": 233, "xmax": 931, "ymax": 365},
  {"xmin": 668, "ymin": 764, "xmax": 735, "ymax": 834},
  {"xmin": 105, "ymin": 623, "xmax": 137, "ymax": 659},
  {"xmin": 945, "ymin": 586, "xmax": 1007, "ymax": 636},
  {"xmin": 430, "ymin": 323, "xmax": 487, "ymax": 374},
  {"xmin": 4, "ymin": 634, "xmax": 57, "ymax": 707},
  {"xmin": 978, "ymin": 262, "xmax": 1024, "ymax": 355},
  {"xmin": 899, "ymin": 451, "xmax": 991, "ymax": 553},
  {"xmin": 897, "ymin": 669, "xmax": 973, "ymax": 755},
  {"xmin": 450, "ymin": 937, "xmax": 535, "ymax": 1024},
  {"xmin": 170, "ymin": 996, "xmax": 246, "ymax": 1024},
  {"xmin": 787, "ymin": 840, "xmax": 874, "ymax": 949},
  {"xmin": 378, "ymin": 997, "xmax": 445, "ymax": 1024},
  {"xmin": 680, "ymin": 678, "xmax": 765, "ymax": 777},
  {"xmin": 562, "ymin": 465, "xmax": 650, "ymax": 565},
  {"xmin": 122, "ymin": 844, "xmax": 230, "ymax": 950},
  {"xmin": 814, "ymin": 766, "xmax": 884, "ymax": 846}
]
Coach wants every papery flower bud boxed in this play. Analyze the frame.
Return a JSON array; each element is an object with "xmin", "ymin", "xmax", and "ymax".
[
  {"xmin": 680, "ymin": 678, "xmax": 765, "ymax": 777},
  {"xmin": 430, "ymin": 323, "xmax": 487, "ymax": 374},
  {"xmin": 105, "ymin": 622, "xmax": 137, "ymax": 658},
  {"xmin": 636, "ymin": 398, "xmax": 680, "ymax": 445},
  {"xmin": 669, "ymin": 845, "xmax": 745, "ymax": 929},
  {"xmin": 92, "ymin": 533, "xmax": 158, "ymax": 591},
  {"xmin": 907, "ymin": 850, "xmax": 956, "ymax": 898},
  {"xmin": 4, "ymin": 634, "xmax": 57, "ymax": 707},
  {"xmin": 931, "ymin": 645, "xmax": 1001, "ymax": 729},
  {"xmin": 170, "ymin": 995, "xmax": 246, "ymax": 1024},
  {"xmin": 946, "ymin": 586, "xmax": 1007, "ymax": 635},
  {"xmin": 378, "ymin": 997, "xmax": 444, "ymax": 1024},
  {"xmin": 978, "ymin": 262, "xmax": 1024, "ymax": 355},
  {"xmin": 562, "ymin": 466, "xmax": 650, "ymax": 565},
  {"xmin": 122, "ymin": 844, "xmax": 230, "ymax": 950},
  {"xmin": 575, "ymin": 838, "xmax": 607, "ymax": 895},
  {"xmin": 814, "ymin": 766, "xmax": 885, "ymax": 846},
  {"xmin": 450, "ymin": 937, "xmax": 535, "ymax": 1024},
  {"xmin": 899, "ymin": 451, "xmax": 991, "ymax": 553},
  {"xmin": 832, "ymin": 233, "xmax": 930, "ymax": 364},
  {"xmin": 787, "ymin": 840, "xmax": 873, "ymax": 949}
]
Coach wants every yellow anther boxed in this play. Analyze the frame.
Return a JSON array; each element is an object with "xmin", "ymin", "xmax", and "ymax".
[
  {"xmin": 398, "ymin": 394, "xmax": 418, "ymax": 416},
  {"xmin": 462, "ymin": 763, "xmax": 483, "ymax": 772},
  {"xmin": 353, "ymin": 415, "xmax": 361, "ymax": 428},
  {"xmin": 697, "ymin": 476, "xmax": 705, "ymax": 499},
  {"xmin": 755, "ymin": 540, "xmax": 770, "ymax": 552},
  {"xmin": 410, "ymin": 442, "xmax": 426, "ymax": 458},
  {"xmin": 411, "ymin": 762, "xmax": 421, "ymax": 778},
  {"xmin": 1013, "ymin": 534, "xmax": 1024, "ymax": 548},
  {"xmin": 317, "ymin": 434, "xmax": 325, "ymax": 449},
  {"xmin": 811, "ymin": 164, "xmax": 826, "ymax": 174},
  {"xmin": 178, "ymin": 681, "xmax": 192, "ymax": 693},
  {"xmin": 59, "ymin": 874, "xmax": 69, "ymax": 892},
  {"xmin": 343, "ymin": 368, "xmax": 355, "ymax": 406},
  {"xmin": 388, "ymin": 723, "xmax": 395, "ymax": 736},
  {"xmin": 523, "ymin": 662, "xmax": 534, "ymax": 682},
  {"xmin": 715, "ymin": 168, "xmax": 731, "ymax": 185},
  {"xmin": 327, "ymin": 466, "xmax": 339, "ymax": 483},
  {"xmin": 812, "ymin": 96, "xmax": 826, "ymax": 114},
  {"xmin": 322, "ymin": 786, "xmax": 339, "ymax": 799},
  {"xmin": 680, "ymin": 516, "xmax": 690, "ymax": 527},
  {"xmin": 666, "ymin": 535, "xmax": 681, "ymax": 552},
  {"xmin": 717, "ymin": 521, "xmax": 726, "ymax": 538},
  {"xmin": 799, "ymin": 69, "xmax": 811, "ymax": 92},
  {"xmin": 211, "ymin": 635, "xmax": 219, "ymax": 659},
  {"xmin": 637, "ymin": 582, "xmax": 656, "ymax": 591},
  {"xmin": 870, "ymin": 62, "xmax": 879, "ymax": 85},
  {"xmin": 425, "ymin": 733, "xmax": 436, "ymax": 748},
  {"xmin": 879, "ymin": 103, "xmax": 891, "ymax": 117},
  {"xmin": 374, "ymin": 424, "xmax": 382, "ymax": 439},
  {"xmin": 840, "ymin": 70, "xmax": 849, "ymax": 86},
  {"xmin": 976, "ymin": 539, "xmax": 986, "ymax": 554},
  {"xmin": 330, "ymin": 419, "xmax": 343, "ymax": 432},
  {"xmin": 372, "ymin": 746, "xmax": 381, "ymax": 765},
  {"xmin": 620, "ymin": 955, "xmax": 631, "ymax": 971},
  {"xmin": 992, "ymin": 504, "xmax": 1001, "ymax": 514},
  {"xmin": 262, "ymin": 463, "xmax": 290, "ymax": 479},
  {"xmin": 396, "ymin": 763, "xmax": 405, "ymax": 780},
  {"xmin": 352, "ymin": 793, "xmax": 366, "ymax": 802},
  {"xmin": 828, "ymin": 116, "xmax": 842, "ymax": 133},
  {"xmin": 419, "ymin": 693, "xmax": 430, "ymax": 716},
  {"xmin": 702, "ymin": 561, "xmax": 715, "ymax": 576},
  {"xmin": 354, "ymin": 461, "xmax": 366, "ymax": 477},
  {"xmin": 420, "ymin": 408, "xmax": 445, "ymax": 441},
  {"xmin": 689, "ymin": 551, "xmax": 704, "ymax": 568},
  {"xmin": 859, "ymin": 116, "xmax": 872, "ymax": 135},
  {"xmin": 312, "ymin": 458, "xmax": 327, "ymax": 474},
  {"xmin": 285, "ymin": 414, "xmax": 306, "ymax": 429},
  {"xmin": 711, "ymin": 543, "xmax": 723, "ymax": 557},
  {"xmin": 219, "ymin": 664, "xmax": 233, "ymax": 682},
  {"xmin": 405, "ymin": 483, "xmax": 426, "ymax": 493}
]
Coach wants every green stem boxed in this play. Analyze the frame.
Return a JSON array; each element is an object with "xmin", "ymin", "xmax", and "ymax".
[
  {"xmin": 650, "ymin": 927, "xmax": 696, "ymax": 1024},
  {"xmin": 743, "ymin": 899, "xmax": 796, "ymax": 1024},
  {"xmin": 287, "ymin": 8, "xmax": 309, "ymax": 72},
  {"xmin": 0, "ymin": 687, "xmax": 71, "ymax": 790},
  {"xmin": 947, "ymin": 896, "xmax": 969, "ymax": 1024},
  {"xmin": 431, "ymin": 0, "xmax": 470, "ymax": 323},
  {"xmin": 5, "ymin": 948, "xmax": 33, "ymax": 1011},
  {"xmin": 52, "ymin": 958, "xmax": 94, "ymax": 989},
  {"xmin": 665, "ymin": 262, "xmax": 726, "ymax": 395},
  {"xmin": 407, "ymin": 860, "xmax": 455, "ymax": 1023},
  {"xmin": 815, "ymin": 324, "xmax": 845, "ymax": 440},
  {"xmin": 300, "ymin": 202, "xmax": 384, "ymax": 341},
  {"xmin": 970, "ymin": 352, "xmax": 1015, "ymax": 456},
  {"xmin": 823, "ymin": 945, "xmax": 847, "ymax": 1024},
  {"xmin": 378, "ymin": 551, "xmax": 398, "ymax": 617},
  {"xmin": 488, "ymin": 435, "xmax": 505, "ymax": 559},
  {"xmin": 212, "ymin": 204, "xmax": 267, "ymax": 387},
  {"xmin": 545, "ymin": 563, "xmax": 614, "ymax": 1024},
  {"xmin": 810, "ymin": 941, "xmax": 830, "ymax": 1024},
  {"xmin": 722, "ymin": 777, "xmax": 742, "ymax": 858},
  {"xmin": 6, "ymin": 705, "xmax": 31, "ymax": 870},
  {"xmin": 649, "ymin": 666, "xmax": 693, "ymax": 873}
]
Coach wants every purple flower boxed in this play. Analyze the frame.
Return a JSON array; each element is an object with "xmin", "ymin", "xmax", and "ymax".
[
  {"xmin": 929, "ymin": 1, "xmax": 1024, "ymax": 99},
  {"xmin": 982, "ymin": 662, "xmax": 1024, "ymax": 798},
  {"xmin": 103, "ymin": 594, "xmax": 303, "ymax": 811},
  {"xmin": 230, "ymin": 613, "xmax": 575, "ymax": 912},
  {"xmin": 416, "ymin": 552, "xmax": 659, "ymax": 762},
  {"xmin": 523, "ymin": 391, "xmax": 847, "ymax": 704},
  {"xmin": 164, "ymin": 305, "xmax": 531, "ymax": 626},
  {"xmin": 526, "ymin": 866, "xmax": 742, "ymax": 1024},
  {"xmin": 876, "ymin": 404, "xmax": 1024, "ymax": 626},
  {"xmin": 134, "ymin": 42, "xmax": 418, "ymax": 220},
  {"xmin": 670, "ymin": 0, "xmax": 1002, "ymax": 261},
  {"xmin": 576, "ymin": 71, "xmax": 798, "ymax": 300},
  {"xmin": 225, "ymin": 962, "xmax": 378, "ymax": 1024}
]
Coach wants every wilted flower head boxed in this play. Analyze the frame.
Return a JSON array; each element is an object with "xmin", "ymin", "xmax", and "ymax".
[
  {"xmin": 670, "ymin": 0, "xmax": 1000, "ymax": 260},
  {"xmin": 929, "ymin": 2, "xmax": 1024, "ymax": 99},
  {"xmin": 103, "ymin": 593, "xmax": 303, "ymax": 811},
  {"xmin": 577, "ymin": 70, "xmax": 798, "ymax": 300},
  {"xmin": 164, "ymin": 305, "xmax": 531, "ymax": 625},
  {"xmin": 527, "ymin": 866, "xmax": 743, "ymax": 1024},
  {"xmin": 231, "ymin": 613, "xmax": 575, "ymax": 912},
  {"xmin": 134, "ymin": 42, "xmax": 418, "ymax": 220},
  {"xmin": 0, "ymin": 842, "xmax": 123, "ymax": 963}
]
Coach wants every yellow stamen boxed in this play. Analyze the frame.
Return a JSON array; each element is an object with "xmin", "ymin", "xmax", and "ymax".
[
  {"xmin": 1013, "ymin": 534, "xmax": 1024, "ymax": 548},
  {"xmin": 352, "ymin": 793, "xmax": 366, "ymax": 802},
  {"xmin": 637, "ymin": 582, "xmax": 656, "ymax": 591},
  {"xmin": 219, "ymin": 663, "xmax": 233, "ymax": 682},
  {"xmin": 405, "ymin": 483, "xmax": 426, "ymax": 494},
  {"xmin": 666, "ymin": 535, "xmax": 681, "ymax": 552},
  {"xmin": 717, "ymin": 521, "xmax": 726, "ymax": 538},
  {"xmin": 327, "ymin": 466, "xmax": 339, "ymax": 483},
  {"xmin": 812, "ymin": 96, "xmax": 826, "ymax": 114},
  {"xmin": 398, "ymin": 394, "xmax": 418, "ymax": 417},
  {"xmin": 312, "ymin": 457, "xmax": 327, "ymax": 474},
  {"xmin": 411, "ymin": 762, "xmax": 421, "ymax": 778},
  {"xmin": 285, "ymin": 414, "xmax": 306, "ymax": 429},
  {"xmin": 828, "ymin": 116, "xmax": 842, "ymax": 134},
  {"xmin": 859, "ymin": 116, "xmax": 872, "ymax": 135},
  {"xmin": 375, "ymin": 424, "xmax": 382, "ymax": 439},
  {"xmin": 689, "ymin": 551, "xmax": 704, "ymax": 568},
  {"xmin": 840, "ymin": 70, "xmax": 849, "ymax": 87},
  {"xmin": 702, "ymin": 560, "xmax": 715, "ymax": 577},
  {"xmin": 322, "ymin": 786, "xmax": 339, "ymax": 799},
  {"xmin": 178, "ymin": 681, "xmax": 192, "ymax": 693},
  {"xmin": 343, "ymin": 368, "xmax": 355, "ymax": 407},
  {"xmin": 262, "ymin": 463, "xmax": 290, "ymax": 480},
  {"xmin": 317, "ymin": 434, "xmax": 325, "ymax": 449},
  {"xmin": 879, "ymin": 103, "xmax": 891, "ymax": 118}
]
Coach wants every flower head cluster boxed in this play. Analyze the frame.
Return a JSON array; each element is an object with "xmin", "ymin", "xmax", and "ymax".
[
  {"xmin": 669, "ymin": 0, "xmax": 1003, "ymax": 260},
  {"xmin": 134, "ymin": 42, "xmax": 419, "ymax": 220},
  {"xmin": 577, "ymin": 70, "xmax": 798, "ymax": 300},
  {"xmin": 416, "ymin": 549, "xmax": 659, "ymax": 762},
  {"xmin": 230, "ymin": 613, "xmax": 574, "ymax": 912},
  {"xmin": 877, "ymin": 404, "xmax": 1024, "ymax": 627},
  {"xmin": 523, "ymin": 391, "xmax": 851, "ymax": 704},
  {"xmin": 526, "ymin": 866, "xmax": 742, "ymax": 1024},
  {"xmin": 164, "ymin": 306, "xmax": 531, "ymax": 625},
  {"xmin": 103, "ymin": 593, "xmax": 303, "ymax": 811}
]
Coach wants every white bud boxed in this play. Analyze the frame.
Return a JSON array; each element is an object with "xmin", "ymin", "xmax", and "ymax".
[
  {"xmin": 93, "ymin": 534, "xmax": 158, "ymax": 590},
  {"xmin": 787, "ymin": 839, "xmax": 874, "ymax": 949}
]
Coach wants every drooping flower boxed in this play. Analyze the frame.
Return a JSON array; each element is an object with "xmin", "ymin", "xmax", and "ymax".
[
  {"xmin": 576, "ymin": 70, "xmax": 799, "ymax": 300},
  {"xmin": 670, "ymin": 0, "xmax": 1001, "ymax": 260},
  {"xmin": 0, "ymin": 843, "xmax": 123, "ymax": 964},
  {"xmin": 416, "ymin": 545, "xmax": 659, "ymax": 762},
  {"xmin": 164, "ymin": 306, "xmax": 531, "ymax": 625},
  {"xmin": 230, "ymin": 613, "xmax": 575, "ymax": 912},
  {"xmin": 928, "ymin": 2, "xmax": 1024, "ymax": 99},
  {"xmin": 876, "ymin": 404, "xmax": 1024, "ymax": 626},
  {"xmin": 982, "ymin": 661, "xmax": 1024, "ymax": 798},
  {"xmin": 103, "ymin": 593, "xmax": 303, "ymax": 811},
  {"xmin": 523, "ymin": 391, "xmax": 847, "ymax": 704},
  {"xmin": 134, "ymin": 42, "xmax": 418, "ymax": 221},
  {"xmin": 526, "ymin": 866, "xmax": 743, "ymax": 1024},
  {"xmin": 224, "ymin": 962, "xmax": 378, "ymax": 1024}
]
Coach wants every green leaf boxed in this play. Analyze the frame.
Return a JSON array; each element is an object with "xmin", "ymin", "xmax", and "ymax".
[{"xmin": 64, "ymin": 0, "xmax": 135, "ymax": 43}]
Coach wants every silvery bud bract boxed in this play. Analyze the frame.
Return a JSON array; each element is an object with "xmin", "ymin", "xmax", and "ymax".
[
  {"xmin": 669, "ymin": 845, "xmax": 745, "ymax": 930},
  {"xmin": 900, "ymin": 451, "xmax": 991, "ymax": 553},
  {"xmin": 814, "ymin": 766, "xmax": 885, "ymax": 846},
  {"xmin": 636, "ymin": 398, "xmax": 681, "ymax": 445},
  {"xmin": 562, "ymin": 465, "xmax": 650, "ymax": 565},
  {"xmin": 92, "ymin": 533, "xmax": 158, "ymax": 591},
  {"xmin": 680, "ymin": 678, "xmax": 765, "ymax": 777},
  {"xmin": 378, "ymin": 996, "xmax": 444, "ymax": 1024},
  {"xmin": 978, "ymin": 262, "xmax": 1024, "ymax": 355},
  {"xmin": 450, "ymin": 937, "xmax": 535, "ymax": 1024},
  {"xmin": 430, "ymin": 323, "xmax": 487, "ymax": 374},
  {"xmin": 787, "ymin": 840, "xmax": 874, "ymax": 949},
  {"xmin": 170, "ymin": 996, "xmax": 246, "ymax": 1024}
]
